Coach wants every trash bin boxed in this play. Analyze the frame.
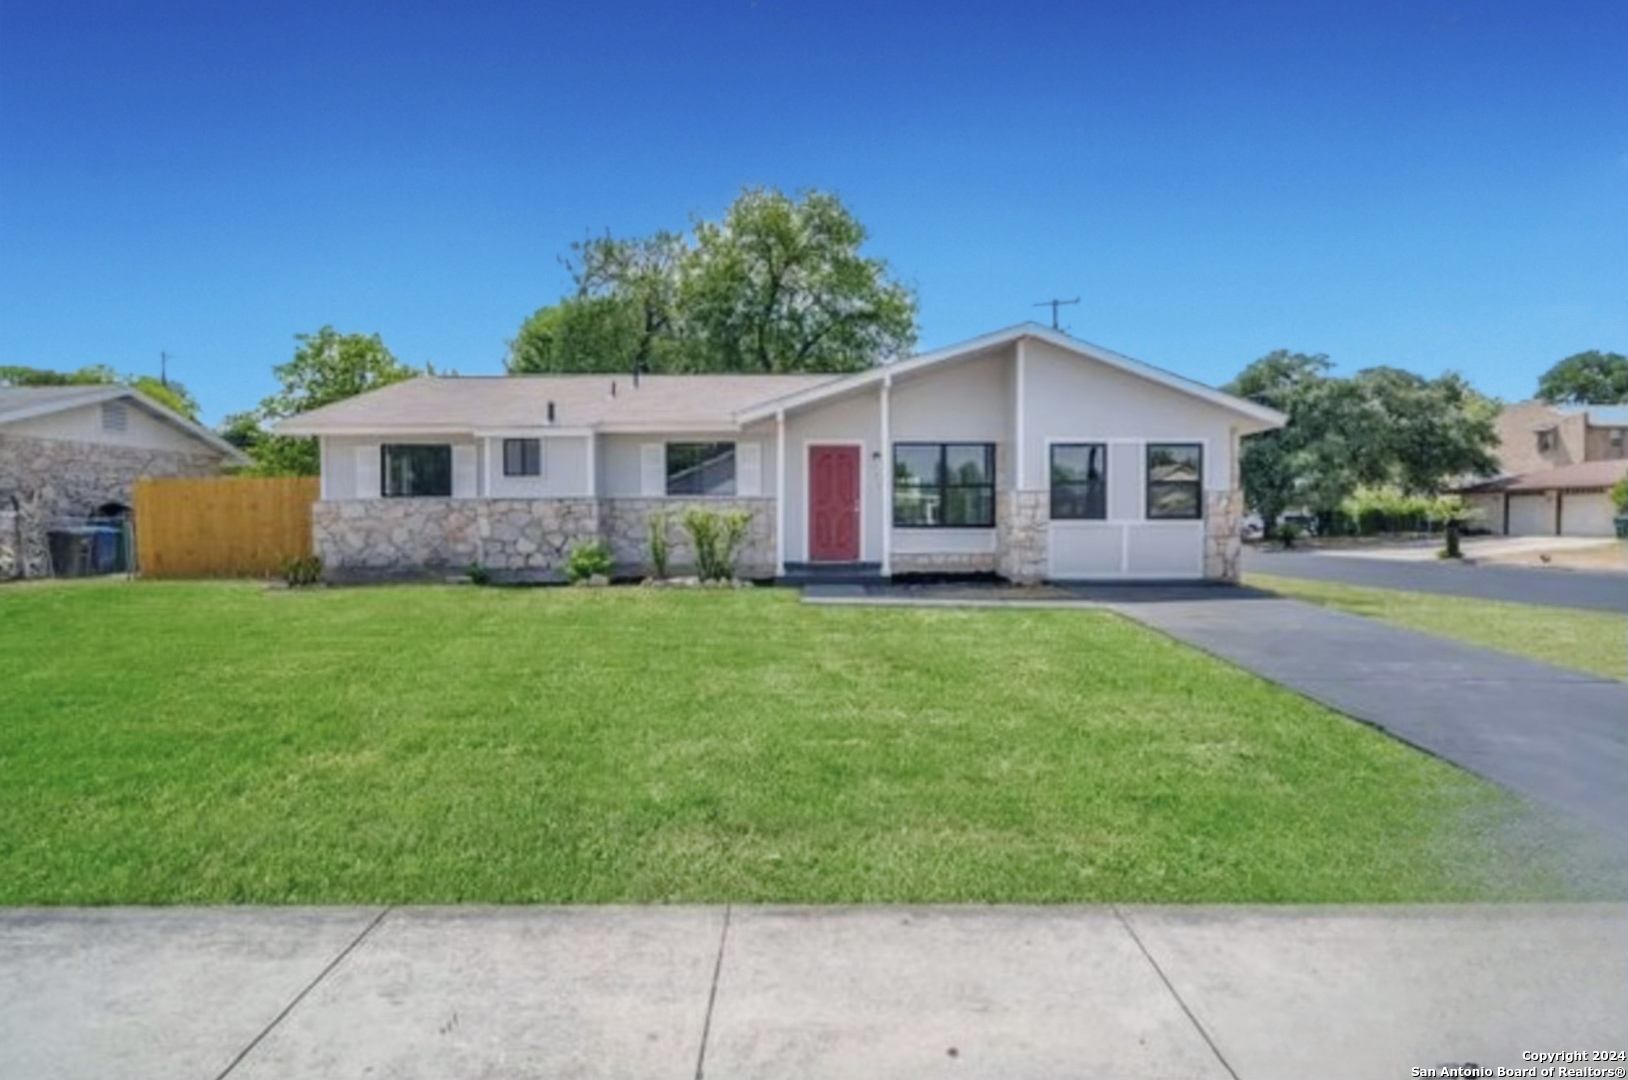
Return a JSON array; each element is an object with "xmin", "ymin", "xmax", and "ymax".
[{"xmin": 1615, "ymin": 515, "xmax": 1628, "ymax": 540}]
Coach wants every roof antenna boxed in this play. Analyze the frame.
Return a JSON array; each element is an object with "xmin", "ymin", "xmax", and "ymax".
[{"xmin": 1032, "ymin": 298, "xmax": 1079, "ymax": 331}]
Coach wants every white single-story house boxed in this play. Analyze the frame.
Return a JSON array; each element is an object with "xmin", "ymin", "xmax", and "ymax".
[
  {"xmin": 1, "ymin": 384, "xmax": 247, "ymax": 578},
  {"xmin": 274, "ymin": 324, "xmax": 1286, "ymax": 582}
]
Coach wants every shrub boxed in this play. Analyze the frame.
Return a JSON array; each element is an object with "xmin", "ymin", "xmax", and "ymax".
[
  {"xmin": 1612, "ymin": 476, "xmax": 1627, "ymax": 515},
  {"xmin": 681, "ymin": 507, "xmax": 753, "ymax": 581},
  {"xmin": 565, "ymin": 539, "xmax": 613, "ymax": 584},
  {"xmin": 280, "ymin": 554, "xmax": 324, "ymax": 587},
  {"xmin": 647, "ymin": 511, "xmax": 672, "ymax": 579},
  {"xmin": 466, "ymin": 562, "xmax": 491, "ymax": 586}
]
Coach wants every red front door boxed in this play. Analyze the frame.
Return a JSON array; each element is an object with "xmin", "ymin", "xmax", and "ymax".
[{"xmin": 809, "ymin": 445, "xmax": 861, "ymax": 562}]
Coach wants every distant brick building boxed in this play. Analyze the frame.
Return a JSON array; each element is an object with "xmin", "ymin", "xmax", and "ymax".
[{"xmin": 1460, "ymin": 402, "xmax": 1628, "ymax": 537}]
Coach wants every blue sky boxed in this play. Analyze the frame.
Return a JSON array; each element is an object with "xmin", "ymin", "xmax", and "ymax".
[{"xmin": 2, "ymin": 0, "xmax": 1624, "ymax": 423}]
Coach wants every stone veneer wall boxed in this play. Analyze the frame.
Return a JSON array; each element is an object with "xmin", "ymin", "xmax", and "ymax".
[
  {"xmin": 1203, "ymin": 490, "xmax": 1244, "ymax": 582},
  {"xmin": 995, "ymin": 490, "xmax": 1049, "ymax": 584},
  {"xmin": 312, "ymin": 499, "xmax": 600, "ymax": 576},
  {"xmin": 0, "ymin": 434, "xmax": 223, "ymax": 579},
  {"xmin": 601, "ymin": 497, "xmax": 776, "ymax": 579},
  {"xmin": 312, "ymin": 496, "xmax": 777, "ymax": 580},
  {"xmin": 890, "ymin": 551, "xmax": 999, "ymax": 575}
]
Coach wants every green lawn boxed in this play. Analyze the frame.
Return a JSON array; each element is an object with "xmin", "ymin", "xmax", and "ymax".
[
  {"xmin": 0, "ymin": 581, "xmax": 1563, "ymax": 905},
  {"xmin": 1247, "ymin": 573, "xmax": 1627, "ymax": 680}
]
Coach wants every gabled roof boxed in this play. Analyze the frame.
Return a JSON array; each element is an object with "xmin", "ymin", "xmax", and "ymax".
[
  {"xmin": 273, "ymin": 324, "xmax": 1286, "ymax": 436},
  {"xmin": 737, "ymin": 323, "xmax": 1287, "ymax": 429},
  {"xmin": 0, "ymin": 385, "xmax": 248, "ymax": 462},
  {"xmin": 273, "ymin": 373, "xmax": 836, "ymax": 436},
  {"xmin": 1460, "ymin": 459, "xmax": 1627, "ymax": 494}
]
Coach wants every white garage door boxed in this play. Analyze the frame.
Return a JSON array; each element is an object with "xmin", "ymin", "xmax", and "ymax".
[
  {"xmin": 1561, "ymin": 493, "xmax": 1616, "ymax": 537},
  {"xmin": 1505, "ymin": 494, "xmax": 1554, "ymax": 536}
]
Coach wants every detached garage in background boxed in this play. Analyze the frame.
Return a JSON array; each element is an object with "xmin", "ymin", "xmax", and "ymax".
[{"xmin": 1461, "ymin": 460, "xmax": 1627, "ymax": 538}]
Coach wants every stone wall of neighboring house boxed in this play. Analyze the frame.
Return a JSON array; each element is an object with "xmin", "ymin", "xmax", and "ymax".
[
  {"xmin": 0, "ymin": 433, "xmax": 223, "ymax": 579},
  {"xmin": 1203, "ymin": 490, "xmax": 1245, "ymax": 582},
  {"xmin": 311, "ymin": 496, "xmax": 777, "ymax": 580}
]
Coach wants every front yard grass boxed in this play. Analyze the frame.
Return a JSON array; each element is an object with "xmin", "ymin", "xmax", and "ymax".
[
  {"xmin": 0, "ymin": 581, "xmax": 1564, "ymax": 904},
  {"xmin": 1248, "ymin": 572, "xmax": 1626, "ymax": 680}
]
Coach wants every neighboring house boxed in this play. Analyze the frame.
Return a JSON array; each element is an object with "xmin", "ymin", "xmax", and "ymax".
[
  {"xmin": 1460, "ymin": 401, "xmax": 1628, "ymax": 537},
  {"xmin": 0, "ymin": 385, "xmax": 247, "ymax": 578},
  {"xmin": 274, "ymin": 324, "xmax": 1286, "ymax": 583}
]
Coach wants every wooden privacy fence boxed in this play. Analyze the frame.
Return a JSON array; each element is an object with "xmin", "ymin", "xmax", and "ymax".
[{"xmin": 134, "ymin": 476, "xmax": 320, "ymax": 578}]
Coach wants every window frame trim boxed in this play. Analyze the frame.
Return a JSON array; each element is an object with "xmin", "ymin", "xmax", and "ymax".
[
  {"xmin": 1048, "ymin": 441, "xmax": 1110, "ymax": 521},
  {"xmin": 380, "ymin": 442, "xmax": 454, "ymax": 499},
  {"xmin": 1144, "ymin": 441, "xmax": 1205, "ymax": 521},
  {"xmin": 664, "ymin": 440, "xmax": 739, "ymax": 497},
  {"xmin": 501, "ymin": 437, "xmax": 542, "ymax": 478},
  {"xmin": 891, "ymin": 441, "xmax": 998, "ymax": 529}
]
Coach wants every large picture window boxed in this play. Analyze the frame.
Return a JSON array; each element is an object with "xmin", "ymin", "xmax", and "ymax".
[
  {"xmin": 382, "ymin": 444, "xmax": 452, "ymax": 498},
  {"xmin": 893, "ymin": 443, "xmax": 996, "ymax": 527},
  {"xmin": 1050, "ymin": 443, "xmax": 1108, "ymax": 520},
  {"xmin": 503, "ymin": 438, "xmax": 541, "ymax": 477},
  {"xmin": 1146, "ymin": 443, "xmax": 1203, "ymax": 520},
  {"xmin": 666, "ymin": 442, "xmax": 736, "ymax": 496}
]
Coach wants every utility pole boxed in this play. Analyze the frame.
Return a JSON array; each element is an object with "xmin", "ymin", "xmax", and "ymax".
[
  {"xmin": 1032, "ymin": 297, "xmax": 1079, "ymax": 330},
  {"xmin": 159, "ymin": 351, "xmax": 171, "ymax": 388}
]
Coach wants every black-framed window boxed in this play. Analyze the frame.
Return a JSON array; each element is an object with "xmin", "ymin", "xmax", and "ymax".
[
  {"xmin": 893, "ymin": 443, "xmax": 995, "ymax": 527},
  {"xmin": 503, "ymin": 438, "xmax": 541, "ymax": 477},
  {"xmin": 666, "ymin": 442, "xmax": 735, "ymax": 496},
  {"xmin": 382, "ymin": 444, "xmax": 452, "ymax": 498},
  {"xmin": 1146, "ymin": 443, "xmax": 1203, "ymax": 520},
  {"xmin": 1051, "ymin": 443, "xmax": 1108, "ymax": 520}
]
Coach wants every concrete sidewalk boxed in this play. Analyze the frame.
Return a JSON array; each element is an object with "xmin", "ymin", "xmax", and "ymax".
[{"xmin": 2, "ymin": 904, "xmax": 1624, "ymax": 1080}]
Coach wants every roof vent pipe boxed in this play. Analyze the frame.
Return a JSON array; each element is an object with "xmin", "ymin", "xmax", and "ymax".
[
  {"xmin": 610, "ymin": 380, "xmax": 617, "ymax": 398},
  {"xmin": 547, "ymin": 401, "xmax": 556, "ymax": 424}
]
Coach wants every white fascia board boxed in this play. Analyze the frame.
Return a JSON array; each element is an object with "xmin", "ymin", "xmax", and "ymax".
[{"xmin": 472, "ymin": 426, "xmax": 594, "ymax": 439}]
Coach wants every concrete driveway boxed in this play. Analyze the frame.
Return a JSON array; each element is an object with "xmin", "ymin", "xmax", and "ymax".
[
  {"xmin": 1243, "ymin": 545, "xmax": 1628, "ymax": 612},
  {"xmin": 2, "ymin": 904, "xmax": 1623, "ymax": 1080}
]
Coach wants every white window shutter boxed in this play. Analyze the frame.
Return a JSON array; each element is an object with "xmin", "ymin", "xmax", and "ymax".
[
  {"xmin": 640, "ymin": 443, "xmax": 665, "ymax": 496},
  {"xmin": 355, "ymin": 445, "xmax": 381, "ymax": 498},
  {"xmin": 736, "ymin": 441, "xmax": 762, "ymax": 496},
  {"xmin": 452, "ymin": 444, "xmax": 478, "ymax": 497}
]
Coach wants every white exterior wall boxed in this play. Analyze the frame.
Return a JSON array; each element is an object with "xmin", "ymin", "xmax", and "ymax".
[
  {"xmin": 781, "ymin": 389, "xmax": 884, "ymax": 564},
  {"xmin": 596, "ymin": 424, "xmax": 777, "ymax": 499},
  {"xmin": 3, "ymin": 400, "xmax": 213, "ymax": 455},
  {"xmin": 889, "ymin": 350, "xmax": 1013, "ymax": 559},
  {"xmin": 485, "ymin": 435, "xmax": 592, "ymax": 498},
  {"xmin": 1021, "ymin": 339, "xmax": 1239, "ymax": 580},
  {"xmin": 1019, "ymin": 339, "xmax": 1236, "ymax": 492},
  {"xmin": 320, "ymin": 434, "xmax": 481, "ymax": 500}
]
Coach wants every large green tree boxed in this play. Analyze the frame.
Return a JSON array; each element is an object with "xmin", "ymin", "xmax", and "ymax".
[
  {"xmin": 506, "ymin": 187, "xmax": 917, "ymax": 375},
  {"xmin": 0, "ymin": 364, "xmax": 200, "ymax": 420},
  {"xmin": 1536, "ymin": 350, "xmax": 1627, "ymax": 405},
  {"xmin": 236, "ymin": 327, "xmax": 419, "ymax": 476},
  {"xmin": 1228, "ymin": 352, "xmax": 1500, "ymax": 530}
]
